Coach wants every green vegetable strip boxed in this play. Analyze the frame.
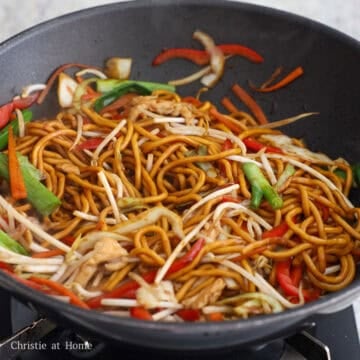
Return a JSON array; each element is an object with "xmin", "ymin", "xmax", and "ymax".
[
  {"xmin": 352, "ymin": 164, "xmax": 360, "ymax": 187},
  {"xmin": 0, "ymin": 229, "xmax": 28, "ymax": 255},
  {"xmin": 250, "ymin": 183, "xmax": 264, "ymax": 209},
  {"xmin": 333, "ymin": 165, "xmax": 360, "ymax": 188},
  {"xmin": 94, "ymin": 80, "xmax": 176, "ymax": 112},
  {"xmin": 96, "ymin": 79, "xmax": 176, "ymax": 94},
  {"xmin": 184, "ymin": 145, "xmax": 217, "ymax": 178},
  {"xmin": 243, "ymin": 162, "xmax": 283, "ymax": 210},
  {"xmin": 275, "ymin": 164, "xmax": 295, "ymax": 191},
  {"xmin": 17, "ymin": 154, "xmax": 42, "ymax": 181},
  {"xmin": 333, "ymin": 169, "xmax": 346, "ymax": 180},
  {"xmin": 0, "ymin": 154, "xmax": 61, "ymax": 216},
  {"xmin": 0, "ymin": 110, "xmax": 32, "ymax": 151}
]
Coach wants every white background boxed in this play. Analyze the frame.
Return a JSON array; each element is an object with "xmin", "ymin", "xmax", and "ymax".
[{"xmin": 0, "ymin": 0, "xmax": 359, "ymax": 43}]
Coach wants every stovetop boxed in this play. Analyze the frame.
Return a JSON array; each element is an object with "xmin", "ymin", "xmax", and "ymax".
[{"xmin": 0, "ymin": 287, "xmax": 359, "ymax": 360}]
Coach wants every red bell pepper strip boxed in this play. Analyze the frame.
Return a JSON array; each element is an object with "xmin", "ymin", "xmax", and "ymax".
[
  {"xmin": 290, "ymin": 265, "xmax": 303, "ymax": 288},
  {"xmin": 275, "ymin": 260, "xmax": 320, "ymax": 302},
  {"xmin": 76, "ymin": 138, "xmax": 104, "ymax": 151},
  {"xmin": 0, "ymin": 93, "xmax": 39, "ymax": 130},
  {"xmin": 222, "ymin": 139, "xmax": 233, "ymax": 151},
  {"xmin": 0, "ymin": 103, "xmax": 15, "ymax": 129},
  {"xmin": 0, "ymin": 261, "xmax": 13, "ymax": 272},
  {"xmin": 61, "ymin": 235, "xmax": 76, "ymax": 246},
  {"xmin": 12, "ymin": 93, "xmax": 39, "ymax": 110},
  {"xmin": 221, "ymin": 195, "xmax": 241, "ymax": 203},
  {"xmin": 315, "ymin": 201, "xmax": 329, "ymax": 222},
  {"xmin": 262, "ymin": 221, "xmax": 289, "ymax": 239},
  {"xmin": 100, "ymin": 93, "xmax": 137, "ymax": 114},
  {"xmin": 87, "ymin": 238, "xmax": 205, "ymax": 309},
  {"xmin": 153, "ymin": 48, "xmax": 209, "ymax": 66},
  {"xmin": 81, "ymin": 93, "xmax": 99, "ymax": 101},
  {"xmin": 217, "ymin": 44, "xmax": 264, "ymax": 63},
  {"xmin": 86, "ymin": 270, "xmax": 157, "ymax": 308},
  {"xmin": 352, "ymin": 248, "xmax": 360, "ymax": 257},
  {"xmin": 182, "ymin": 96, "xmax": 202, "ymax": 107},
  {"xmin": 176, "ymin": 309, "xmax": 201, "ymax": 321},
  {"xmin": 243, "ymin": 137, "xmax": 283, "ymax": 154},
  {"xmin": 166, "ymin": 238, "xmax": 205, "ymax": 275},
  {"xmin": 152, "ymin": 44, "xmax": 263, "ymax": 66},
  {"xmin": 231, "ymin": 246, "xmax": 268, "ymax": 263},
  {"xmin": 130, "ymin": 307, "xmax": 153, "ymax": 320}
]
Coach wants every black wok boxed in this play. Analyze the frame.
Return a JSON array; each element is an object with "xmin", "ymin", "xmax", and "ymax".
[{"xmin": 0, "ymin": 0, "xmax": 359, "ymax": 351}]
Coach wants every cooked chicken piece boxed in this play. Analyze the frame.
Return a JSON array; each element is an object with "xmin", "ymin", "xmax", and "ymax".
[
  {"xmin": 104, "ymin": 259, "xmax": 128, "ymax": 272},
  {"xmin": 55, "ymin": 162, "xmax": 80, "ymax": 175},
  {"xmin": 182, "ymin": 278, "xmax": 226, "ymax": 309},
  {"xmin": 74, "ymin": 237, "xmax": 128, "ymax": 287},
  {"xmin": 136, "ymin": 280, "xmax": 177, "ymax": 309},
  {"xmin": 128, "ymin": 96, "xmax": 196, "ymax": 123}
]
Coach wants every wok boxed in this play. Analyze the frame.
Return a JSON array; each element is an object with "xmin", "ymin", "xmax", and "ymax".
[{"xmin": 0, "ymin": 0, "xmax": 359, "ymax": 351}]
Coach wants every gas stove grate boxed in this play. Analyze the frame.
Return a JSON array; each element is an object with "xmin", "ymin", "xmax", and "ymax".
[{"xmin": 0, "ymin": 295, "xmax": 358, "ymax": 360}]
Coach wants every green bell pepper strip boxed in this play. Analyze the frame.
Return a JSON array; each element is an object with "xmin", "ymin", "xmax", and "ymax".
[
  {"xmin": 0, "ymin": 109, "xmax": 32, "ymax": 151},
  {"xmin": 243, "ymin": 162, "xmax": 283, "ymax": 210},
  {"xmin": 184, "ymin": 145, "xmax": 217, "ymax": 178},
  {"xmin": 0, "ymin": 229, "xmax": 28, "ymax": 255},
  {"xmin": 333, "ymin": 168, "xmax": 346, "ymax": 180},
  {"xmin": 94, "ymin": 80, "xmax": 176, "ymax": 112},
  {"xmin": 333, "ymin": 165, "xmax": 360, "ymax": 187},
  {"xmin": 352, "ymin": 164, "xmax": 360, "ymax": 187},
  {"xmin": 0, "ymin": 154, "xmax": 61, "ymax": 216}
]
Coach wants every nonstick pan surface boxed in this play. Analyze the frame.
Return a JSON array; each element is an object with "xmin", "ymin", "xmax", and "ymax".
[{"xmin": 0, "ymin": 0, "xmax": 359, "ymax": 351}]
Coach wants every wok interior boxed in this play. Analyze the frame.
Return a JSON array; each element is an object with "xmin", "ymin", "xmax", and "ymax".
[{"xmin": 0, "ymin": 0, "xmax": 359, "ymax": 349}]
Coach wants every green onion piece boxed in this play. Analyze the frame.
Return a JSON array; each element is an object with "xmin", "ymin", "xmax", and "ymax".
[
  {"xmin": 0, "ymin": 154, "xmax": 61, "ymax": 216},
  {"xmin": 0, "ymin": 110, "xmax": 32, "ymax": 151},
  {"xmin": 17, "ymin": 154, "xmax": 42, "ymax": 181},
  {"xmin": 250, "ymin": 183, "xmax": 264, "ymax": 209},
  {"xmin": 243, "ymin": 162, "xmax": 283, "ymax": 210},
  {"xmin": 0, "ymin": 230, "xmax": 28, "ymax": 255},
  {"xmin": 96, "ymin": 79, "xmax": 123, "ymax": 93},
  {"xmin": 94, "ymin": 80, "xmax": 176, "ymax": 112},
  {"xmin": 275, "ymin": 164, "xmax": 295, "ymax": 191}
]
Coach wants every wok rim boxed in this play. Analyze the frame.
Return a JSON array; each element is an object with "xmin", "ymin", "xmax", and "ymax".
[{"xmin": 0, "ymin": 0, "xmax": 359, "ymax": 346}]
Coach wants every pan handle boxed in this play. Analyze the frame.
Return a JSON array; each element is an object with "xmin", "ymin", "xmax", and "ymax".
[{"xmin": 285, "ymin": 331, "xmax": 331, "ymax": 360}]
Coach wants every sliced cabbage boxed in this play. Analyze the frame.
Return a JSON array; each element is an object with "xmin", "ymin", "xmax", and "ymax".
[{"xmin": 260, "ymin": 134, "xmax": 333, "ymax": 163}]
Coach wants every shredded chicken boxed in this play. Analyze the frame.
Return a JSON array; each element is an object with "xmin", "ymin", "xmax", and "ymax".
[
  {"xmin": 136, "ymin": 280, "xmax": 178, "ymax": 309},
  {"xmin": 128, "ymin": 96, "xmax": 196, "ymax": 123},
  {"xmin": 254, "ymin": 255, "xmax": 272, "ymax": 276},
  {"xmin": 182, "ymin": 278, "xmax": 226, "ymax": 309},
  {"xmin": 55, "ymin": 162, "xmax": 80, "ymax": 175},
  {"xmin": 260, "ymin": 134, "xmax": 332, "ymax": 163},
  {"xmin": 74, "ymin": 237, "xmax": 127, "ymax": 287}
]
